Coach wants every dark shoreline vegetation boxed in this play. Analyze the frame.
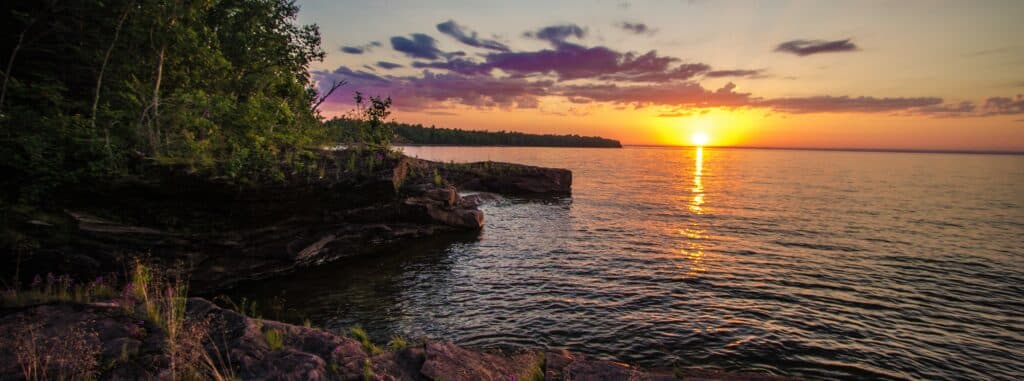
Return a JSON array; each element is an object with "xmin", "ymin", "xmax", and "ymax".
[
  {"xmin": 326, "ymin": 119, "xmax": 623, "ymax": 148},
  {"xmin": 0, "ymin": 1, "xmax": 788, "ymax": 380}
]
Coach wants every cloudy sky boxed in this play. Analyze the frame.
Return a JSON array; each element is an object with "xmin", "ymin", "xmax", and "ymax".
[{"xmin": 300, "ymin": 0, "xmax": 1024, "ymax": 150}]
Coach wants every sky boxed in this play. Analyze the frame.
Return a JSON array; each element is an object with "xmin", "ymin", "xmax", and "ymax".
[{"xmin": 299, "ymin": 0, "xmax": 1024, "ymax": 150}]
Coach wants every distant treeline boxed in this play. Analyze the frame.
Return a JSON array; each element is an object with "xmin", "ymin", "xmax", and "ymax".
[{"xmin": 325, "ymin": 118, "xmax": 621, "ymax": 148}]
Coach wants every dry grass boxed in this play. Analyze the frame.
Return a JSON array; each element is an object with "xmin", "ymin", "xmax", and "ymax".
[{"xmin": 13, "ymin": 320, "xmax": 100, "ymax": 381}]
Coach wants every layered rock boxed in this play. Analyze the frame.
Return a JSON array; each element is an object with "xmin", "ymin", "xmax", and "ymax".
[
  {"xmin": 436, "ymin": 161, "xmax": 572, "ymax": 196},
  {"xmin": 2, "ymin": 150, "xmax": 569, "ymax": 293}
]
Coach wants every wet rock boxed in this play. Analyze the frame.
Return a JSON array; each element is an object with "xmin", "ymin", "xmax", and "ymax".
[{"xmin": 460, "ymin": 192, "xmax": 504, "ymax": 207}]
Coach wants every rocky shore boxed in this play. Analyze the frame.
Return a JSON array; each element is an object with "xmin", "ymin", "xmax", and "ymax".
[
  {"xmin": 0, "ymin": 298, "xmax": 792, "ymax": 380},
  {"xmin": 4, "ymin": 149, "xmax": 570, "ymax": 293}
]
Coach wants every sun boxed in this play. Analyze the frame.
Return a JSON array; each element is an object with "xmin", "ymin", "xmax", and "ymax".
[{"xmin": 691, "ymin": 132, "xmax": 710, "ymax": 146}]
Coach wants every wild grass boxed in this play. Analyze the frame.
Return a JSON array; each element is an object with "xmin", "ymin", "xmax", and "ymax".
[
  {"xmin": 3, "ymin": 262, "xmax": 254, "ymax": 380},
  {"xmin": 349, "ymin": 327, "xmax": 382, "ymax": 355},
  {"xmin": 362, "ymin": 358, "xmax": 375, "ymax": 381},
  {"xmin": 519, "ymin": 354, "xmax": 546, "ymax": 381},
  {"xmin": 386, "ymin": 335, "xmax": 407, "ymax": 351},
  {"xmin": 264, "ymin": 328, "xmax": 285, "ymax": 351}
]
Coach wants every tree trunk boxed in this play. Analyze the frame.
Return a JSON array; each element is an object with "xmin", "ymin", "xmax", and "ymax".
[
  {"xmin": 152, "ymin": 43, "xmax": 165, "ymax": 153},
  {"xmin": 0, "ymin": 29, "xmax": 27, "ymax": 113},
  {"xmin": 92, "ymin": 5, "xmax": 131, "ymax": 144}
]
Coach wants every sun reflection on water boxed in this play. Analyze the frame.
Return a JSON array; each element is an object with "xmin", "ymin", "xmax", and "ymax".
[
  {"xmin": 681, "ymin": 146, "xmax": 707, "ymax": 275},
  {"xmin": 690, "ymin": 147, "xmax": 704, "ymax": 214}
]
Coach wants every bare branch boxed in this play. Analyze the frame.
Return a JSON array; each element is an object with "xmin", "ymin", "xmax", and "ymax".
[{"xmin": 313, "ymin": 79, "xmax": 347, "ymax": 111}]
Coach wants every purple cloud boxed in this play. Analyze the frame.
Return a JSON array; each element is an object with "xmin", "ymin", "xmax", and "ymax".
[
  {"xmin": 485, "ymin": 43, "xmax": 707, "ymax": 82},
  {"xmin": 775, "ymin": 39, "xmax": 859, "ymax": 56},
  {"xmin": 315, "ymin": 68, "xmax": 550, "ymax": 111},
  {"xmin": 558, "ymin": 82, "xmax": 752, "ymax": 108},
  {"xmin": 437, "ymin": 20, "xmax": 510, "ymax": 52},
  {"xmin": 411, "ymin": 58, "xmax": 491, "ymax": 76},
  {"xmin": 525, "ymin": 24, "xmax": 586, "ymax": 44},
  {"xmin": 618, "ymin": 22, "xmax": 655, "ymax": 35}
]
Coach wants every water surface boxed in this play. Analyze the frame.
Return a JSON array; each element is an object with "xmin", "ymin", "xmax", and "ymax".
[{"xmin": 229, "ymin": 146, "xmax": 1024, "ymax": 380}]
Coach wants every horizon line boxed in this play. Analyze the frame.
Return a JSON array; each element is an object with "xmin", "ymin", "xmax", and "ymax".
[{"xmin": 624, "ymin": 144, "xmax": 1024, "ymax": 156}]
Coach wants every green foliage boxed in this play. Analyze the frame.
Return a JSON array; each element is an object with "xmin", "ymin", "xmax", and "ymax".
[
  {"xmin": 433, "ymin": 168, "xmax": 442, "ymax": 186},
  {"xmin": 264, "ymin": 328, "xmax": 284, "ymax": 351},
  {"xmin": 0, "ymin": 0, "xmax": 329, "ymax": 204}
]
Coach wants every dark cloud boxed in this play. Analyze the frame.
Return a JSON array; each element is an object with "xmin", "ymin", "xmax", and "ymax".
[
  {"xmin": 436, "ymin": 20, "xmax": 510, "ymax": 52},
  {"xmin": 376, "ymin": 61, "xmax": 404, "ymax": 70},
  {"xmin": 705, "ymin": 69, "xmax": 764, "ymax": 78},
  {"xmin": 411, "ymin": 58, "xmax": 491, "ymax": 76},
  {"xmin": 340, "ymin": 41, "xmax": 381, "ymax": 54},
  {"xmin": 395, "ymin": 40, "xmax": 711, "ymax": 83},
  {"xmin": 759, "ymin": 96, "xmax": 941, "ymax": 113},
  {"xmin": 775, "ymin": 39, "xmax": 859, "ymax": 56},
  {"xmin": 391, "ymin": 34, "xmax": 446, "ymax": 60},
  {"xmin": 618, "ymin": 22, "xmax": 655, "ymax": 35},
  {"xmin": 914, "ymin": 101, "xmax": 976, "ymax": 117},
  {"xmin": 328, "ymin": 66, "xmax": 390, "ymax": 83},
  {"xmin": 983, "ymin": 95, "xmax": 1024, "ymax": 115},
  {"xmin": 525, "ymin": 24, "xmax": 586, "ymax": 44}
]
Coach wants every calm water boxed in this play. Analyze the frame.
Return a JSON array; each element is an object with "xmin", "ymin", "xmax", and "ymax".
[{"xmin": 229, "ymin": 146, "xmax": 1024, "ymax": 380}]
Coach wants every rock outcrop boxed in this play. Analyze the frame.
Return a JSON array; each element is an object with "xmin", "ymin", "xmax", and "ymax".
[
  {"xmin": 0, "ymin": 299, "xmax": 797, "ymax": 381},
  {"xmin": 2, "ymin": 150, "xmax": 570, "ymax": 293},
  {"xmin": 436, "ymin": 161, "xmax": 572, "ymax": 196}
]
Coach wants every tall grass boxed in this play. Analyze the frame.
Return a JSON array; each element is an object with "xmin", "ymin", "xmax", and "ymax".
[{"xmin": 1, "ymin": 273, "xmax": 117, "ymax": 308}]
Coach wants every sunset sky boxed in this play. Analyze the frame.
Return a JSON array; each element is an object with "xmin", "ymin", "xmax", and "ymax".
[{"xmin": 301, "ymin": 0, "xmax": 1024, "ymax": 150}]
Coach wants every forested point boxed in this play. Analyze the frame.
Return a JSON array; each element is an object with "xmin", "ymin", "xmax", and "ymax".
[
  {"xmin": 325, "ymin": 118, "xmax": 623, "ymax": 148},
  {"xmin": 0, "ymin": 0, "xmax": 341, "ymax": 205}
]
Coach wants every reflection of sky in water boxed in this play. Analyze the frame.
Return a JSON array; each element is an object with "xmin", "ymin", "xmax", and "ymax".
[{"xmin": 227, "ymin": 146, "xmax": 1024, "ymax": 381}]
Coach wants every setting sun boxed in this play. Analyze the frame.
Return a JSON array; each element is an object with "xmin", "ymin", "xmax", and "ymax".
[{"xmin": 691, "ymin": 132, "xmax": 710, "ymax": 146}]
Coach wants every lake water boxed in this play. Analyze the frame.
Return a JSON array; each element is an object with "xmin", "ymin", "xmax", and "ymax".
[{"xmin": 229, "ymin": 146, "xmax": 1024, "ymax": 380}]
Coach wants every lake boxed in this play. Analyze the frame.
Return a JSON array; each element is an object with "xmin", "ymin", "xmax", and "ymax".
[{"xmin": 228, "ymin": 146, "xmax": 1024, "ymax": 380}]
